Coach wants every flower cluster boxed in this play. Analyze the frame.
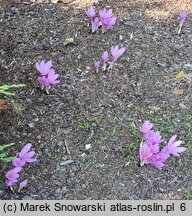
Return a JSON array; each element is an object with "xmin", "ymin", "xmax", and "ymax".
[
  {"xmin": 139, "ymin": 120, "xmax": 186, "ymax": 169},
  {"xmin": 5, "ymin": 143, "xmax": 37, "ymax": 191},
  {"xmin": 94, "ymin": 45, "xmax": 125, "ymax": 72},
  {"xmin": 36, "ymin": 60, "xmax": 60, "ymax": 94},
  {"xmin": 86, "ymin": 6, "xmax": 116, "ymax": 33}
]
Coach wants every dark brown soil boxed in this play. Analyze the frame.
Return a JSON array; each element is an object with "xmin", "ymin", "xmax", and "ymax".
[{"xmin": 0, "ymin": 0, "xmax": 191, "ymax": 200}]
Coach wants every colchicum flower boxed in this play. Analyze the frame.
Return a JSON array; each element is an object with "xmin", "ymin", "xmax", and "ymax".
[
  {"xmin": 46, "ymin": 69, "xmax": 60, "ymax": 87},
  {"xmin": 18, "ymin": 180, "xmax": 28, "ymax": 192},
  {"xmin": 111, "ymin": 45, "xmax": 125, "ymax": 62},
  {"xmin": 19, "ymin": 180, "xmax": 28, "ymax": 188},
  {"xmin": 12, "ymin": 143, "xmax": 37, "ymax": 167},
  {"xmin": 5, "ymin": 167, "xmax": 22, "ymax": 187},
  {"xmin": 101, "ymin": 51, "xmax": 109, "ymax": 62},
  {"xmin": 99, "ymin": 8, "xmax": 116, "ymax": 32},
  {"xmin": 91, "ymin": 17, "xmax": 99, "ymax": 33},
  {"xmin": 167, "ymin": 135, "xmax": 186, "ymax": 156},
  {"xmin": 86, "ymin": 6, "xmax": 96, "ymax": 19},
  {"xmin": 94, "ymin": 60, "xmax": 100, "ymax": 71},
  {"xmin": 144, "ymin": 130, "xmax": 163, "ymax": 146},
  {"xmin": 139, "ymin": 120, "xmax": 186, "ymax": 170},
  {"xmin": 140, "ymin": 120, "xmax": 153, "ymax": 134},
  {"xmin": 94, "ymin": 45, "xmax": 125, "ymax": 71},
  {"xmin": 36, "ymin": 60, "xmax": 60, "ymax": 93},
  {"xmin": 178, "ymin": 10, "xmax": 187, "ymax": 34},
  {"xmin": 140, "ymin": 143, "xmax": 153, "ymax": 166},
  {"xmin": 35, "ymin": 60, "xmax": 52, "ymax": 76}
]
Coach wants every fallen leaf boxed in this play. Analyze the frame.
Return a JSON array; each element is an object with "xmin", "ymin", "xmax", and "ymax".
[
  {"xmin": 176, "ymin": 71, "xmax": 184, "ymax": 79},
  {"xmin": 172, "ymin": 89, "xmax": 184, "ymax": 94},
  {"xmin": 121, "ymin": 57, "xmax": 129, "ymax": 63},
  {"xmin": 51, "ymin": 0, "xmax": 60, "ymax": 3},
  {"xmin": 0, "ymin": 99, "xmax": 8, "ymax": 110},
  {"xmin": 63, "ymin": 38, "xmax": 76, "ymax": 46}
]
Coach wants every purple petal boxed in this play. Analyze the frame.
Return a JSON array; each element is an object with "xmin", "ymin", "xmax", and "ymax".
[
  {"xmin": 94, "ymin": 60, "xmax": 100, "ymax": 70},
  {"xmin": 180, "ymin": 10, "xmax": 187, "ymax": 24},
  {"xmin": 23, "ymin": 151, "xmax": 35, "ymax": 159},
  {"xmin": 19, "ymin": 143, "xmax": 32, "ymax": 156},
  {"xmin": 45, "ymin": 60, "xmax": 52, "ymax": 71},
  {"xmin": 25, "ymin": 158, "xmax": 37, "ymax": 163},
  {"xmin": 12, "ymin": 158, "xmax": 26, "ymax": 167},
  {"xmin": 167, "ymin": 135, "xmax": 177, "ymax": 146},
  {"xmin": 19, "ymin": 180, "xmax": 28, "ymax": 188}
]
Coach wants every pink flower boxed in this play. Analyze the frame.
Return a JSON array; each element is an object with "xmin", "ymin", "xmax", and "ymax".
[
  {"xmin": 12, "ymin": 143, "xmax": 37, "ymax": 167},
  {"xmin": 145, "ymin": 130, "xmax": 163, "ymax": 146},
  {"xmin": 111, "ymin": 45, "xmax": 125, "ymax": 62},
  {"xmin": 94, "ymin": 60, "xmax": 100, "ymax": 70},
  {"xmin": 19, "ymin": 180, "xmax": 28, "ymax": 189},
  {"xmin": 91, "ymin": 17, "xmax": 99, "ymax": 33},
  {"xmin": 180, "ymin": 10, "xmax": 187, "ymax": 26},
  {"xmin": 35, "ymin": 60, "xmax": 52, "ymax": 76},
  {"xmin": 86, "ymin": 6, "xmax": 95, "ymax": 19},
  {"xmin": 38, "ymin": 70, "xmax": 60, "ymax": 89},
  {"xmin": 101, "ymin": 51, "xmax": 108, "ymax": 62},
  {"xmin": 5, "ymin": 167, "xmax": 22, "ymax": 186},
  {"xmin": 158, "ymin": 145, "xmax": 170, "ymax": 161},
  {"xmin": 167, "ymin": 135, "xmax": 186, "ymax": 156},
  {"xmin": 139, "ymin": 143, "xmax": 153, "ymax": 166},
  {"xmin": 99, "ymin": 8, "xmax": 112, "ymax": 22},
  {"xmin": 140, "ymin": 120, "xmax": 153, "ymax": 134},
  {"xmin": 36, "ymin": 60, "xmax": 60, "ymax": 91},
  {"xmin": 99, "ymin": 8, "xmax": 116, "ymax": 31},
  {"xmin": 104, "ymin": 17, "xmax": 117, "ymax": 30},
  {"xmin": 38, "ymin": 76, "xmax": 49, "ymax": 88},
  {"xmin": 139, "ymin": 120, "xmax": 153, "ymax": 134},
  {"xmin": 46, "ymin": 69, "xmax": 60, "ymax": 86},
  {"xmin": 178, "ymin": 10, "xmax": 187, "ymax": 34},
  {"xmin": 149, "ymin": 154, "xmax": 165, "ymax": 170}
]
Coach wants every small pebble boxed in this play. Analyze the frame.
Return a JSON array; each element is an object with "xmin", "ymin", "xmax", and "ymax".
[
  {"xmin": 60, "ymin": 159, "xmax": 74, "ymax": 166},
  {"xmin": 85, "ymin": 144, "xmax": 92, "ymax": 150}
]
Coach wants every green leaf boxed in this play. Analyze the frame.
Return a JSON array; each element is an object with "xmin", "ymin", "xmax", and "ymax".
[
  {"xmin": 0, "ymin": 153, "xmax": 6, "ymax": 158},
  {"xmin": 0, "ymin": 90, "xmax": 14, "ymax": 96},
  {"xmin": 0, "ymin": 156, "xmax": 15, "ymax": 163},
  {"xmin": 63, "ymin": 38, "xmax": 76, "ymax": 46},
  {"xmin": 0, "ymin": 143, "xmax": 15, "ymax": 151},
  {"xmin": 0, "ymin": 84, "xmax": 25, "ymax": 91}
]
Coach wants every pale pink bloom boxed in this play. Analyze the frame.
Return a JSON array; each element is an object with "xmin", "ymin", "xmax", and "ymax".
[
  {"xmin": 140, "ymin": 143, "xmax": 153, "ymax": 166},
  {"xmin": 86, "ymin": 6, "xmax": 95, "ymax": 19},
  {"xmin": 101, "ymin": 51, "xmax": 109, "ymax": 62},
  {"xmin": 91, "ymin": 17, "xmax": 99, "ymax": 32},
  {"xmin": 94, "ymin": 60, "xmax": 100, "ymax": 70},
  {"xmin": 167, "ymin": 135, "xmax": 186, "ymax": 156},
  {"xmin": 19, "ymin": 180, "xmax": 28, "ymax": 189},
  {"xmin": 12, "ymin": 143, "xmax": 37, "ymax": 167},
  {"xmin": 5, "ymin": 167, "xmax": 22, "ymax": 186},
  {"xmin": 35, "ymin": 60, "xmax": 52, "ymax": 76},
  {"xmin": 140, "ymin": 120, "xmax": 153, "ymax": 134},
  {"xmin": 111, "ymin": 45, "xmax": 125, "ymax": 62}
]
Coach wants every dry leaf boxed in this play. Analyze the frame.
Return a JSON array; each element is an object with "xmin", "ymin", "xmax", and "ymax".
[
  {"xmin": 0, "ymin": 99, "xmax": 8, "ymax": 110},
  {"xmin": 51, "ymin": 0, "xmax": 60, "ymax": 3},
  {"xmin": 63, "ymin": 38, "xmax": 76, "ymax": 46},
  {"xmin": 176, "ymin": 71, "xmax": 184, "ymax": 79},
  {"xmin": 172, "ymin": 89, "xmax": 184, "ymax": 94}
]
